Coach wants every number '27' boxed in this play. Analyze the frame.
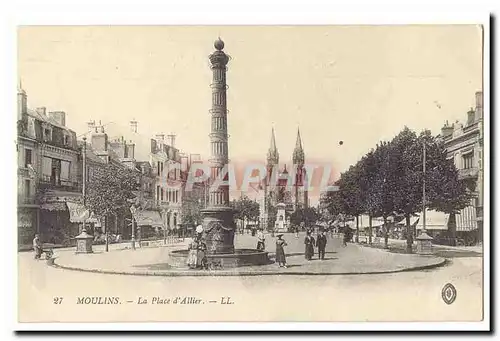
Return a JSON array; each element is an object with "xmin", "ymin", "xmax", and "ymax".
[{"xmin": 53, "ymin": 297, "xmax": 63, "ymax": 304}]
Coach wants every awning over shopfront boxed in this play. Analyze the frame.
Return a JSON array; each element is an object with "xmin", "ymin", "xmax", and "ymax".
[
  {"xmin": 396, "ymin": 216, "xmax": 420, "ymax": 227},
  {"xmin": 40, "ymin": 202, "xmax": 67, "ymax": 211},
  {"xmin": 357, "ymin": 215, "xmax": 385, "ymax": 228},
  {"xmin": 66, "ymin": 202, "xmax": 90, "ymax": 223},
  {"xmin": 133, "ymin": 210, "xmax": 164, "ymax": 228},
  {"xmin": 455, "ymin": 205, "xmax": 477, "ymax": 232},
  {"xmin": 416, "ymin": 210, "xmax": 449, "ymax": 230}
]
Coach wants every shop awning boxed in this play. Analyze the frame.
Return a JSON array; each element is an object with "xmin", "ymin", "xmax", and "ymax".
[
  {"xmin": 455, "ymin": 205, "xmax": 478, "ymax": 232},
  {"xmin": 66, "ymin": 202, "xmax": 90, "ymax": 223},
  {"xmin": 133, "ymin": 210, "xmax": 164, "ymax": 227},
  {"xmin": 40, "ymin": 202, "xmax": 67, "ymax": 211},
  {"xmin": 357, "ymin": 215, "xmax": 385, "ymax": 228},
  {"xmin": 396, "ymin": 216, "xmax": 420, "ymax": 227},
  {"xmin": 416, "ymin": 210, "xmax": 449, "ymax": 230}
]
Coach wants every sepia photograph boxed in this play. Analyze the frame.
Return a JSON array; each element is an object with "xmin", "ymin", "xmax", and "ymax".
[{"xmin": 12, "ymin": 16, "xmax": 490, "ymax": 331}]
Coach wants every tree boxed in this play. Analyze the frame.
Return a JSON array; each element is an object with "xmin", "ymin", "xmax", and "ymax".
[
  {"xmin": 338, "ymin": 163, "xmax": 365, "ymax": 242},
  {"xmin": 181, "ymin": 184, "xmax": 205, "ymax": 231},
  {"xmin": 391, "ymin": 127, "xmax": 424, "ymax": 253},
  {"xmin": 231, "ymin": 195, "xmax": 260, "ymax": 232},
  {"xmin": 366, "ymin": 140, "xmax": 398, "ymax": 248},
  {"xmin": 86, "ymin": 162, "xmax": 138, "ymax": 251},
  {"xmin": 291, "ymin": 206, "xmax": 319, "ymax": 229}
]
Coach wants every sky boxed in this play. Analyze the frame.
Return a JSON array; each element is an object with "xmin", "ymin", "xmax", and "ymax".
[{"xmin": 18, "ymin": 25, "xmax": 483, "ymax": 202}]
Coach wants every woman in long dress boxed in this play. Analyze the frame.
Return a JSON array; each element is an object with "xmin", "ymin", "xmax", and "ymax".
[
  {"xmin": 275, "ymin": 234, "xmax": 288, "ymax": 268},
  {"xmin": 304, "ymin": 230, "xmax": 315, "ymax": 260},
  {"xmin": 187, "ymin": 238, "xmax": 199, "ymax": 269}
]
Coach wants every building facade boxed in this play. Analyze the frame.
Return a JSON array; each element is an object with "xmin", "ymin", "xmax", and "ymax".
[
  {"xmin": 440, "ymin": 90, "xmax": 483, "ymax": 244},
  {"xmin": 17, "ymin": 85, "xmax": 81, "ymax": 248},
  {"xmin": 150, "ymin": 134, "xmax": 184, "ymax": 232}
]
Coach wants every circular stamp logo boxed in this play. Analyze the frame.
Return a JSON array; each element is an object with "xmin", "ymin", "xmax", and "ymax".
[{"xmin": 441, "ymin": 283, "xmax": 457, "ymax": 305}]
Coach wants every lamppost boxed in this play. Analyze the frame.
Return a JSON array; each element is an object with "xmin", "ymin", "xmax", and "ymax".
[
  {"xmin": 416, "ymin": 139, "xmax": 433, "ymax": 255},
  {"xmin": 130, "ymin": 204, "xmax": 136, "ymax": 250},
  {"xmin": 422, "ymin": 141, "xmax": 427, "ymax": 234},
  {"xmin": 82, "ymin": 137, "xmax": 87, "ymax": 232}
]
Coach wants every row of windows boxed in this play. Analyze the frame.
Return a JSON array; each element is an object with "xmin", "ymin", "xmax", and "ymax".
[
  {"xmin": 156, "ymin": 186, "xmax": 180, "ymax": 203},
  {"xmin": 156, "ymin": 160, "xmax": 179, "ymax": 179}
]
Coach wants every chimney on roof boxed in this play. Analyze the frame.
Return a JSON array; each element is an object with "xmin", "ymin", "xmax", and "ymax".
[
  {"xmin": 475, "ymin": 91, "xmax": 483, "ymax": 121},
  {"xmin": 49, "ymin": 111, "xmax": 66, "ymax": 127},
  {"xmin": 36, "ymin": 107, "xmax": 46, "ymax": 116},
  {"xmin": 91, "ymin": 126, "xmax": 108, "ymax": 152},
  {"xmin": 130, "ymin": 119, "xmax": 138, "ymax": 133},
  {"xmin": 87, "ymin": 120, "xmax": 96, "ymax": 133},
  {"xmin": 17, "ymin": 83, "xmax": 27, "ymax": 120},
  {"xmin": 167, "ymin": 134, "xmax": 176, "ymax": 148},
  {"xmin": 467, "ymin": 107, "xmax": 475, "ymax": 126},
  {"xmin": 441, "ymin": 121, "xmax": 453, "ymax": 138}
]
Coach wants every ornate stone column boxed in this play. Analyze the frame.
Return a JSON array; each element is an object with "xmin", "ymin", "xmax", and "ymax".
[{"xmin": 201, "ymin": 38, "xmax": 236, "ymax": 254}]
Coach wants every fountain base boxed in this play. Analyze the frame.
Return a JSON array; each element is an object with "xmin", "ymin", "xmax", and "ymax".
[{"xmin": 169, "ymin": 249, "xmax": 270, "ymax": 269}]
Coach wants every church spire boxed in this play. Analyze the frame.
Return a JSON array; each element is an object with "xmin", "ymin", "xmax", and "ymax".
[
  {"xmin": 293, "ymin": 127, "xmax": 304, "ymax": 165},
  {"xmin": 267, "ymin": 128, "xmax": 279, "ymax": 166}
]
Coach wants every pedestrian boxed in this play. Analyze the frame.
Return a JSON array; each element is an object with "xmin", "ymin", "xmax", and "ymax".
[
  {"xmin": 317, "ymin": 229, "xmax": 327, "ymax": 260},
  {"xmin": 343, "ymin": 225, "xmax": 352, "ymax": 246},
  {"xmin": 197, "ymin": 237, "xmax": 208, "ymax": 270},
  {"xmin": 275, "ymin": 234, "xmax": 288, "ymax": 268},
  {"xmin": 186, "ymin": 234, "xmax": 199, "ymax": 269},
  {"xmin": 304, "ymin": 230, "xmax": 315, "ymax": 260},
  {"xmin": 33, "ymin": 234, "xmax": 42, "ymax": 260},
  {"xmin": 256, "ymin": 229, "xmax": 266, "ymax": 251}
]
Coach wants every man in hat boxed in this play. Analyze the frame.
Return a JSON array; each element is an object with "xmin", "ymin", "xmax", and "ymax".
[{"xmin": 317, "ymin": 229, "xmax": 327, "ymax": 260}]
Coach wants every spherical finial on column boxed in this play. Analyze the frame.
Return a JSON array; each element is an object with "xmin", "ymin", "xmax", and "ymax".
[{"xmin": 214, "ymin": 37, "xmax": 224, "ymax": 51}]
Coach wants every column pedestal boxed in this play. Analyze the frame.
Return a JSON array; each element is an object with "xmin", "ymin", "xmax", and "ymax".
[{"xmin": 201, "ymin": 207, "xmax": 235, "ymax": 254}]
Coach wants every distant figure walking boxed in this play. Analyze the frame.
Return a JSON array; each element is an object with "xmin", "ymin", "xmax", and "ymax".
[
  {"xmin": 256, "ymin": 229, "xmax": 266, "ymax": 251},
  {"xmin": 343, "ymin": 226, "xmax": 352, "ymax": 247},
  {"xmin": 304, "ymin": 230, "xmax": 315, "ymax": 260},
  {"xmin": 275, "ymin": 234, "xmax": 288, "ymax": 268},
  {"xmin": 317, "ymin": 230, "xmax": 327, "ymax": 260},
  {"xmin": 33, "ymin": 234, "xmax": 42, "ymax": 260}
]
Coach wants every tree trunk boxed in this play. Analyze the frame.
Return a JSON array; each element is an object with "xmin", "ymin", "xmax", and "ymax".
[
  {"xmin": 114, "ymin": 213, "xmax": 118, "ymax": 236},
  {"xmin": 383, "ymin": 216, "xmax": 389, "ymax": 249},
  {"xmin": 368, "ymin": 215, "xmax": 372, "ymax": 245},
  {"xmin": 405, "ymin": 214, "xmax": 413, "ymax": 254},
  {"xmin": 448, "ymin": 212, "xmax": 457, "ymax": 245},
  {"xmin": 355, "ymin": 215, "xmax": 359, "ymax": 243},
  {"xmin": 105, "ymin": 215, "xmax": 109, "ymax": 252}
]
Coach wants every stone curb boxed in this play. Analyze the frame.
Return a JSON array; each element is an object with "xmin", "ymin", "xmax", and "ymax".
[{"xmin": 50, "ymin": 257, "xmax": 447, "ymax": 277}]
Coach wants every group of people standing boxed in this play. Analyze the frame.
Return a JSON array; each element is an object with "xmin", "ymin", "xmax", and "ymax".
[
  {"xmin": 304, "ymin": 230, "xmax": 328, "ymax": 260},
  {"xmin": 269, "ymin": 228, "xmax": 330, "ymax": 268},
  {"xmin": 186, "ymin": 232, "xmax": 208, "ymax": 270}
]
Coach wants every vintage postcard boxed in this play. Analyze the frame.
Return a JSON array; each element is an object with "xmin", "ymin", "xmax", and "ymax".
[{"xmin": 15, "ymin": 23, "xmax": 489, "ymax": 330}]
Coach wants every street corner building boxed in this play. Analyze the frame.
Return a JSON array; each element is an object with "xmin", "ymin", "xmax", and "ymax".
[{"xmin": 17, "ymin": 84, "xmax": 83, "ymax": 249}]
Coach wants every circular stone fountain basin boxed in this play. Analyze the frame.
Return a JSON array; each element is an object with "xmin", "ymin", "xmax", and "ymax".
[{"xmin": 169, "ymin": 249, "xmax": 270, "ymax": 269}]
